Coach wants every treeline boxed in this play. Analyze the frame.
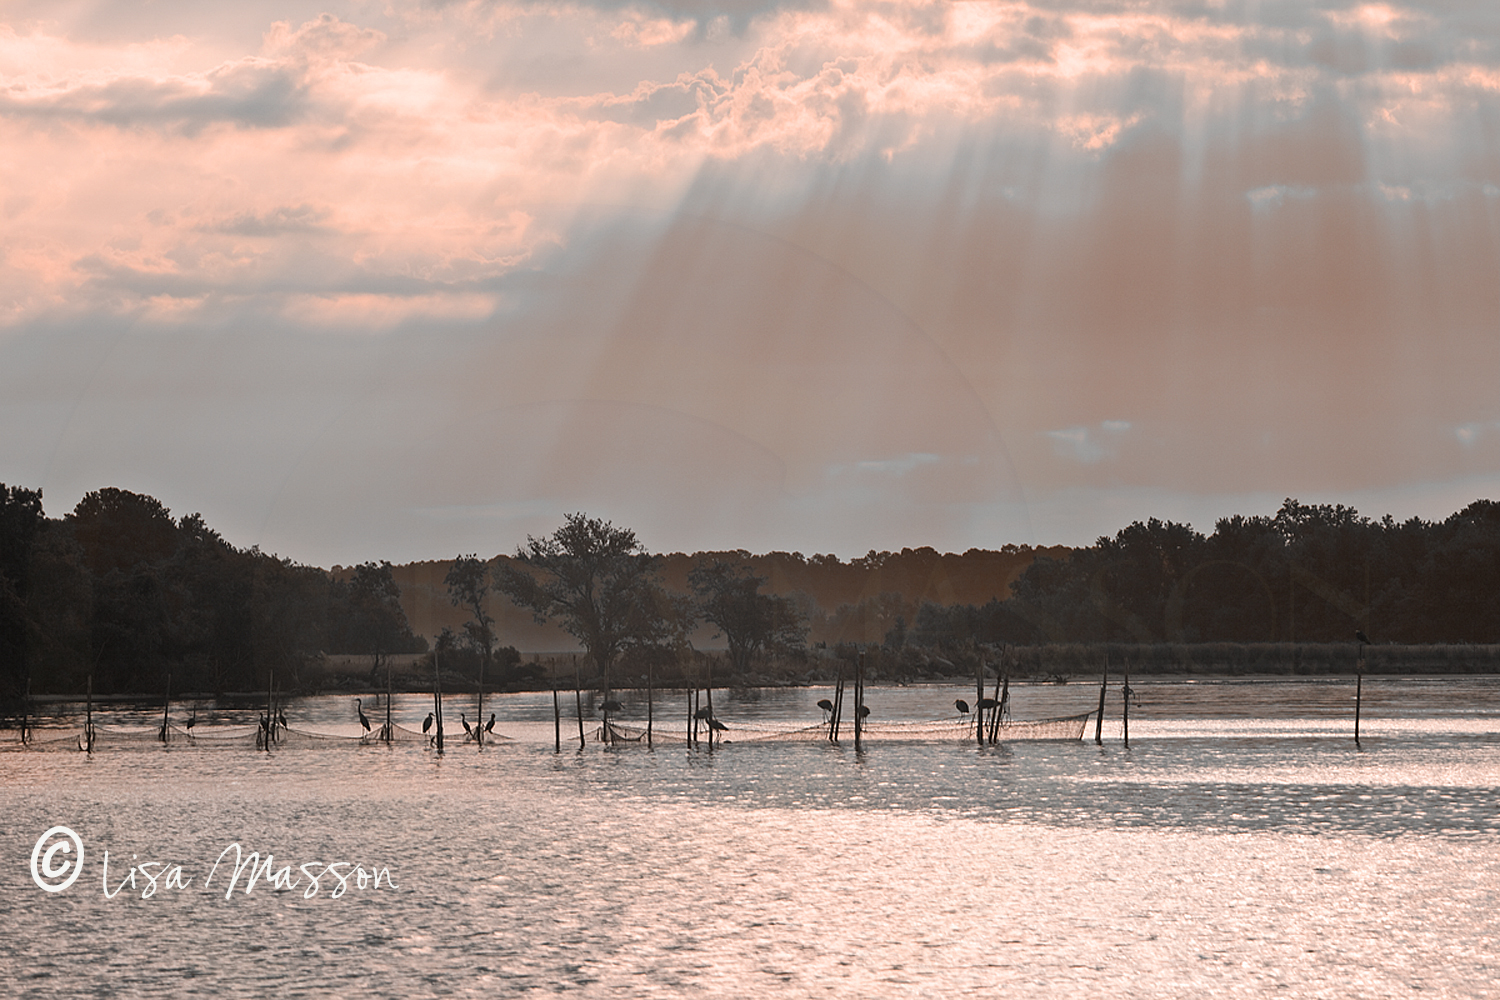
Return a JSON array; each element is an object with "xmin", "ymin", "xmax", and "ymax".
[
  {"xmin": 8, "ymin": 484, "xmax": 1500, "ymax": 699},
  {"xmin": 379, "ymin": 545, "xmax": 1059, "ymax": 650},
  {"xmin": 910, "ymin": 499, "xmax": 1500, "ymax": 648},
  {"xmin": 0, "ymin": 485, "xmax": 425, "ymax": 699}
]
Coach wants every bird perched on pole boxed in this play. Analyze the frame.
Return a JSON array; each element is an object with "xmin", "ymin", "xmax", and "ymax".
[{"xmin": 1355, "ymin": 629, "xmax": 1371, "ymax": 645}]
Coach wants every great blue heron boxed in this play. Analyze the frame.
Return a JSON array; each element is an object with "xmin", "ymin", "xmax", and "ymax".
[
  {"xmin": 422, "ymin": 712, "xmax": 434, "ymax": 734},
  {"xmin": 954, "ymin": 699, "xmax": 970, "ymax": 715},
  {"xmin": 858, "ymin": 705, "xmax": 870, "ymax": 718},
  {"xmin": 356, "ymin": 699, "xmax": 371, "ymax": 733},
  {"xmin": 184, "ymin": 710, "xmax": 196, "ymax": 732},
  {"xmin": 817, "ymin": 698, "xmax": 834, "ymax": 721},
  {"xmin": 278, "ymin": 709, "xmax": 288, "ymax": 731}
]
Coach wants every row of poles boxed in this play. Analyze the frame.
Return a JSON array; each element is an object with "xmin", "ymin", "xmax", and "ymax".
[{"xmin": 38, "ymin": 638, "xmax": 1375, "ymax": 753}]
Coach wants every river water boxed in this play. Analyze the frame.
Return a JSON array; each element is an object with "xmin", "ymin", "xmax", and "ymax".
[{"xmin": 2, "ymin": 678, "xmax": 1497, "ymax": 997}]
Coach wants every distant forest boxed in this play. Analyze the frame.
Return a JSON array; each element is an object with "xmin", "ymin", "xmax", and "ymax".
[{"xmin": 4, "ymin": 483, "xmax": 1500, "ymax": 698}]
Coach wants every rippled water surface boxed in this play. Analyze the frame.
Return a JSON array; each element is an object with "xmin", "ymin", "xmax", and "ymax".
[{"xmin": 3, "ymin": 678, "xmax": 1498, "ymax": 997}]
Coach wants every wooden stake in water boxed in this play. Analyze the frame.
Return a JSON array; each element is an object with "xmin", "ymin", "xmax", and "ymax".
[
  {"xmin": 1355, "ymin": 640, "xmax": 1365, "ymax": 747},
  {"xmin": 84, "ymin": 669, "xmax": 94, "ymax": 753},
  {"xmin": 853, "ymin": 650, "xmax": 864, "ymax": 752},
  {"xmin": 573, "ymin": 655, "xmax": 585, "ymax": 749},
  {"xmin": 975, "ymin": 657, "xmax": 985, "ymax": 746},
  {"xmin": 830, "ymin": 662, "xmax": 845, "ymax": 743},
  {"xmin": 1095, "ymin": 666, "xmax": 1107, "ymax": 745},
  {"xmin": 1122, "ymin": 671, "xmax": 1130, "ymax": 749},
  {"xmin": 987, "ymin": 663, "xmax": 1004, "ymax": 744},
  {"xmin": 22, "ymin": 674, "xmax": 30, "ymax": 745},
  {"xmin": 265, "ymin": 665, "xmax": 274, "ymax": 751},
  {"xmin": 646, "ymin": 659, "xmax": 654, "ymax": 749},
  {"xmin": 705, "ymin": 657, "xmax": 716, "ymax": 749},
  {"xmin": 476, "ymin": 647, "xmax": 486, "ymax": 750},
  {"xmin": 553, "ymin": 664, "xmax": 561, "ymax": 753},
  {"xmin": 433, "ymin": 644, "xmax": 445, "ymax": 754},
  {"xmin": 160, "ymin": 672, "xmax": 171, "ymax": 743},
  {"xmin": 385, "ymin": 657, "xmax": 393, "ymax": 745}
]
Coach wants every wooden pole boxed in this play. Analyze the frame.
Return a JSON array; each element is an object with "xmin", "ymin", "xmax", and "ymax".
[
  {"xmin": 1355, "ymin": 646, "xmax": 1364, "ymax": 747},
  {"xmin": 646, "ymin": 659, "xmax": 654, "ymax": 748},
  {"xmin": 553, "ymin": 665, "xmax": 561, "ymax": 752},
  {"xmin": 476, "ymin": 646, "xmax": 486, "ymax": 749},
  {"xmin": 853, "ymin": 650, "xmax": 864, "ymax": 752},
  {"xmin": 434, "ymin": 646, "xmax": 444, "ymax": 754},
  {"xmin": 385, "ymin": 658, "xmax": 393, "ymax": 745},
  {"xmin": 161, "ymin": 672, "xmax": 171, "ymax": 743},
  {"xmin": 265, "ymin": 665, "xmax": 273, "ymax": 750},
  {"xmin": 830, "ymin": 663, "xmax": 845, "ymax": 743},
  {"xmin": 692, "ymin": 687, "xmax": 700, "ymax": 745},
  {"xmin": 22, "ymin": 674, "xmax": 30, "ymax": 745},
  {"xmin": 994, "ymin": 672, "xmax": 1010, "ymax": 742},
  {"xmin": 705, "ymin": 657, "xmax": 716, "ymax": 748},
  {"xmin": 84, "ymin": 669, "xmax": 93, "ymax": 753},
  {"xmin": 573, "ymin": 654, "xmax": 585, "ymax": 749},
  {"xmin": 987, "ymin": 662, "xmax": 1003, "ymax": 744},
  {"xmin": 1095, "ymin": 665, "xmax": 1106, "ymax": 745},
  {"xmin": 975, "ymin": 656, "xmax": 985, "ymax": 745},
  {"xmin": 686, "ymin": 685, "xmax": 693, "ymax": 745},
  {"xmin": 1122, "ymin": 671, "xmax": 1130, "ymax": 749}
]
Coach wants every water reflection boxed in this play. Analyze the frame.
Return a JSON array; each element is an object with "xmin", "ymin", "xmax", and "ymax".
[{"xmin": 2, "ymin": 679, "xmax": 1497, "ymax": 998}]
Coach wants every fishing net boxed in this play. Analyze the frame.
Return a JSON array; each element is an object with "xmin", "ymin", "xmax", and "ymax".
[
  {"xmin": 595, "ymin": 712, "xmax": 1093, "ymax": 745},
  {"xmin": 3, "ymin": 720, "xmax": 508, "ymax": 751}
]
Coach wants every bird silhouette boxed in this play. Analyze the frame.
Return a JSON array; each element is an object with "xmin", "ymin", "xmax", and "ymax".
[
  {"xmin": 978, "ymin": 697, "xmax": 998, "ymax": 711},
  {"xmin": 954, "ymin": 699, "xmax": 970, "ymax": 715},
  {"xmin": 817, "ymin": 698, "xmax": 834, "ymax": 721},
  {"xmin": 707, "ymin": 717, "xmax": 728, "ymax": 732},
  {"xmin": 422, "ymin": 712, "xmax": 434, "ymax": 734},
  {"xmin": 461, "ymin": 713, "xmax": 472, "ymax": 735},
  {"xmin": 278, "ymin": 709, "xmax": 288, "ymax": 731},
  {"xmin": 184, "ymin": 710, "xmax": 196, "ymax": 732},
  {"xmin": 485, "ymin": 713, "xmax": 496, "ymax": 734},
  {"xmin": 694, "ymin": 707, "xmax": 713, "ymax": 721},
  {"xmin": 858, "ymin": 704, "xmax": 870, "ymax": 718},
  {"xmin": 356, "ymin": 699, "xmax": 371, "ymax": 733},
  {"xmin": 1356, "ymin": 629, "xmax": 1371, "ymax": 645}
]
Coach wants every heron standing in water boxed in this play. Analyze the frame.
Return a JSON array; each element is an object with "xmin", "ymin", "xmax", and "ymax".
[{"xmin": 356, "ymin": 699, "xmax": 371, "ymax": 733}]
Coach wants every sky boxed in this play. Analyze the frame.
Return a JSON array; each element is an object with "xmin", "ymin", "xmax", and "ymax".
[{"xmin": 2, "ymin": 0, "xmax": 1499, "ymax": 567}]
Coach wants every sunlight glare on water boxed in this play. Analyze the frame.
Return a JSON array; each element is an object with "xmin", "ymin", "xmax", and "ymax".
[{"xmin": 2, "ymin": 678, "xmax": 1497, "ymax": 997}]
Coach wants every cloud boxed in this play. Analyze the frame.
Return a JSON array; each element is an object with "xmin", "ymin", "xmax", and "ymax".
[{"xmin": 1046, "ymin": 422, "xmax": 1131, "ymax": 465}]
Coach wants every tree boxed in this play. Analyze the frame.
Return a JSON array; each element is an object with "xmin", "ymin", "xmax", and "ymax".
[
  {"xmin": 0, "ymin": 484, "xmax": 45, "ymax": 701},
  {"xmin": 688, "ymin": 559, "xmax": 808, "ymax": 676},
  {"xmin": 345, "ymin": 561, "xmax": 418, "ymax": 679},
  {"xmin": 494, "ymin": 513, "xmax": 677, "ymax": 691},
  {"xmin": 445, "ymin": 554, "xmax": 495, "ymax": 671}
]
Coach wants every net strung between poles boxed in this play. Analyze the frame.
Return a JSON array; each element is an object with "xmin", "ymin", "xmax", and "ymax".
[{"xmin": 596, "ymin": 712, "xmax": 1093, "ymax": 745}]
